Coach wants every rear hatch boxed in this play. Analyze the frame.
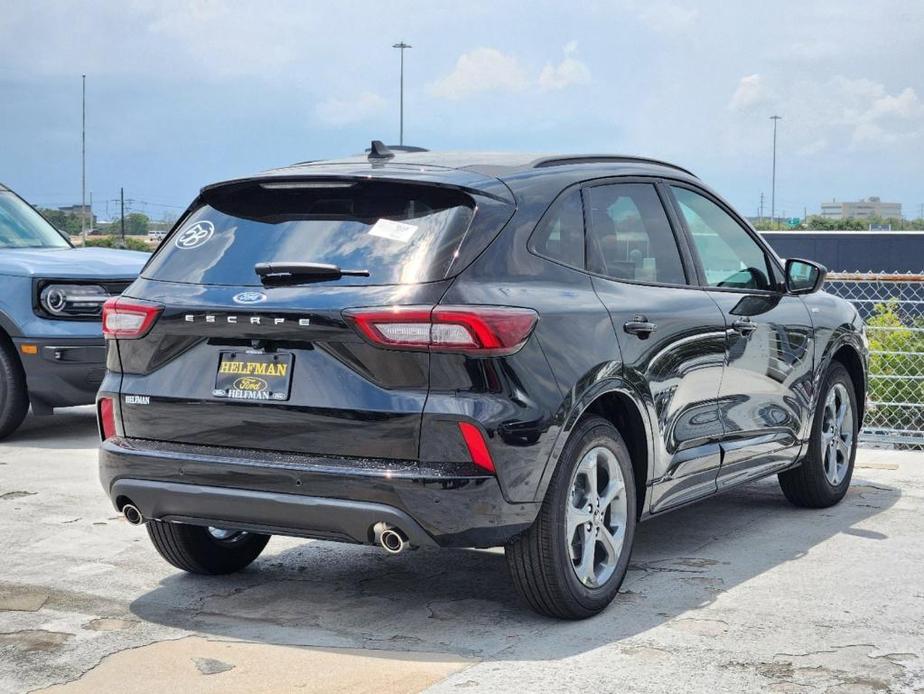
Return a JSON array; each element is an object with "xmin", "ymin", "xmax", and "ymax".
[{"xmin": 113, "ymin": 174, "xmax": 514, "ymax": 460}]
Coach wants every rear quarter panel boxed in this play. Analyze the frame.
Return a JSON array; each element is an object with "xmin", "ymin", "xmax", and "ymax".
[{"xmin": 438, "ymin": 175, "xmax": 642, "ymax": 504}]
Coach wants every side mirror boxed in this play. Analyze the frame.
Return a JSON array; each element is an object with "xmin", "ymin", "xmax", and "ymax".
[{"xmin": 785, "ymin": 258, "xmax": 826, "ymax": 294}]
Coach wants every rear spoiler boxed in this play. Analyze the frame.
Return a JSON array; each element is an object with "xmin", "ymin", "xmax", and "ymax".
[{"xmin": 200, "ymin": 169, "xmax": 516, "ymax": 206}]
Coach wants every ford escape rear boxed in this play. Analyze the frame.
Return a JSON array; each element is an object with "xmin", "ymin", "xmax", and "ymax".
[{"xmin": 99, "ymin": 145, "xmax": 867, "ymax": 618}]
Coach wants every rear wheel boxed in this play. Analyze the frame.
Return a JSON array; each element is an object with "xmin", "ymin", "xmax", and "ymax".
[
  {"xmin": 0, "ymin": 338, "xmax": 29, "ymax": 440},
  {"xmin": 506, "ymin": 415, "xmax": 637, "ymax": 619},
  {"xmin": 146, "ymin": 520, "xmax": 270, "ymax": 575},
  {"xmin": 778, "ymin": 362, "xmax": 858, "ymax": 508}
]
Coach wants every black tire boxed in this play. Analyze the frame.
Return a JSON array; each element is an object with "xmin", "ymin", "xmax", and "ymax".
[
  {"xmin": 506, "ymin": 415, "xmax": 637, "ymax": 619},
  {"xmin": 0, "ymin": 336, "xmax": 29, "ymax": 440},
  {"xmin": 146, "ymin": 520, "xmax": 270, "ymax": 575},
  {"xmin": 778, "ymin": 362, "xmax": 858, "ymax": 508}
]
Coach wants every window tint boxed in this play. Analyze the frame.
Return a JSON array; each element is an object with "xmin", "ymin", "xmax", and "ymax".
[
  {"xmin": 585, "ymin": 183, "xmax": 686, "ymax": 285},
  {"xmin": 142, "ymin": 181, "xmax": 477, "ymax": 286},
  {"xmin": 530, "ymin": 188, "xmax": 584, "ymax": 268},
  {"xmin": 671, "ymin": 187, "xmax": 775, "ymax": 291}
]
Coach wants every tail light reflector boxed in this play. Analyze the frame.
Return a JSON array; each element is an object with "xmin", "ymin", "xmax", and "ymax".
[
  {"xmin": 102, "ymin": 297, "xmax": 163, "ymax": 339},
  {"xmin": 458, "ymin": 422, "xmax": 495, "ymax": 474},
  {"xmin": 98, "ymin": 397, "xmax": 116, "ymax": 440},
  {"xmin": 343, "ymin": 305, "xmax": 538, "ymax": 355}
]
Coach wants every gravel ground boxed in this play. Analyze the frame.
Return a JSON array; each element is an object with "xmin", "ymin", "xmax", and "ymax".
[{"xmin": 1, "ymin": 407, "xmax": 922, "ymax": 693}]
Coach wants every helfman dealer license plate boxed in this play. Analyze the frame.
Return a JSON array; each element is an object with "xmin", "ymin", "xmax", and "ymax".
[{"xmin": 213, "ymin": 351, "xmax": 293, "ymax": 402}]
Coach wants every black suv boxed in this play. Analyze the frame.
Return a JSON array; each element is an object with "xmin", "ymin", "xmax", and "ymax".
[{"xmin": 98, "ymin": 145, "xmax": 867, "ymax": 618}]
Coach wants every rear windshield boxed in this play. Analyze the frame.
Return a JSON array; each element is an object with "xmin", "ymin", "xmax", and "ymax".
[{"xmin": 142, "ymin": 181, "xmax": 476, "ymax": 286}]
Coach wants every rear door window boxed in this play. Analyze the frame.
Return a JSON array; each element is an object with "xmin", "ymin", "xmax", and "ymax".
[
  {"xmin": 585, "ymin": 183, "xmax": 687, "ymax": 285},
  {"xmin": 142, "ymin": 181, "xmax": 477, "ymax": 286}
]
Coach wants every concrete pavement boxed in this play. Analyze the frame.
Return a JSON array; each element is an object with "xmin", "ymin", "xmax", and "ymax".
[{"xmin": 1, "ymin": 407, "xmax": 922, "ymax": 693}]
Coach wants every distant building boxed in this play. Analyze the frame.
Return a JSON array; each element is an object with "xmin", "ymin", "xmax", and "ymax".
[
  {"xmin": 57, "ymin": 204, "xmax": 96, "ymax": 226},
  {"xmin": 820, "ymin": 197, "xmax": 901, "ymax": 220}
]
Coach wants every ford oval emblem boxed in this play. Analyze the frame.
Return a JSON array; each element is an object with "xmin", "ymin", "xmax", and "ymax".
[{"xmin": 233, "ymin": 291, "xmax": 267, "ymax": 305}]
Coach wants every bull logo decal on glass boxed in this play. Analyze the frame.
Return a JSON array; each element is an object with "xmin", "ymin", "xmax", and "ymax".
[{"xmin": 174, "ymin": 221, "xmax": 215, "ymax": 249}]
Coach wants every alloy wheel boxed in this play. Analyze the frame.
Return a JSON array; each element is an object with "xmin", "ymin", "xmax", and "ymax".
[
  {"xmin": 566, "ymin": 446, "xmax": 628, "ymax": 588},
  {"xmin": 821, "ymin": 382, "xmax": 853, "ymax": 486}
]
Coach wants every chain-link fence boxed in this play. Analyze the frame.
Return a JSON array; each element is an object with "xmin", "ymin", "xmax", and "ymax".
[{"xmin": 825, "ymin": 271, "xmax": 924, "ymax": 447}]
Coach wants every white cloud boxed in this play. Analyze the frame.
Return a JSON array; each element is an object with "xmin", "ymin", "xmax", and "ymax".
[
  {"xmin": 725, "ymin": 73, "xmax": 924, "ymax": 155},
  {"xmin": 429, "ymin": 48, "xmax": 529, "ymax": 100},
  {"xmin": 314, "ymin": 91, "xmax": 387, "ymax": 126},
  {"xmin": 538, "ymin": 42, "xmax": 591, "ymax": 91},
  {"xmin": 729, "ymin": 74, "xmax": 770, "ymax": 112},
  {"xmin": 432, "ymin": 44, "xmax": 590, "ymax": 99}
]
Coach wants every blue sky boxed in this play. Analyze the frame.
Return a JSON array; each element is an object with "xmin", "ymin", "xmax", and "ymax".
[{"xmin": 2, "ymin": 0, "xmax": 923, "ymax": 222}]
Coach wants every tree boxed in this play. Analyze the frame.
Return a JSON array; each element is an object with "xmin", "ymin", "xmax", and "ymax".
[
  {"xmin": 106, "ymin": 212, "xmax": 150, "ymax": 236},
  {"xmin": 37, "ymin": 208, "xmax": 82, "ymax": 235}
]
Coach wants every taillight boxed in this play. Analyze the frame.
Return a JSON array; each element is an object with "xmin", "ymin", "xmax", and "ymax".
[
  {"xmin": 458, "ymin": 422, "xmax": 495, "ymax": 474},
  {"xmin": 343, "ymin": 305, "xmax": 538, "ymax": 356},
  {"xmin": 98, "ymin": 397, "xmax": 116, "ymax": 440},
  {"xmin": 101, "ymin": 297, "xmax": 163, "ymax": 339}
]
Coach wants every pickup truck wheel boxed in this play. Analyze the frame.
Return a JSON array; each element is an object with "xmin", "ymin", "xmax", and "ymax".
[
  {"xmin": 0, "ymin": 338, "xmax": 29, "ymax": 440},
  {"xmin": 778, "ymin": 362, "xmax": 857, "ymax": 508},
  {"xmin": 146, "ymin": 520, "xmax": 270, "ymax": 575},
  {"xmin": 506, "ymin": 415, "xmax": 637, "ymax": 619}
]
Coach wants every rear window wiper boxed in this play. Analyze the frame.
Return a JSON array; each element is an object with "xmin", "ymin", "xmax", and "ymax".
[{"xmin": 255, "ymin": 261, "xmax": 370, "ymax": 285}]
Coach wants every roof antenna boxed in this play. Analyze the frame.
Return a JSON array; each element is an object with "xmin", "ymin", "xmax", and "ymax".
[{"xmin": 368, "ymin": 140, "xmax": 394, "ymax": 161}]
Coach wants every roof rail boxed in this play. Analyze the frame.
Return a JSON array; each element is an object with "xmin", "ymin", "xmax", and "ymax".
[{"xmin": 530, "ymin": 155, "xmax": 697, "ymax": 178}]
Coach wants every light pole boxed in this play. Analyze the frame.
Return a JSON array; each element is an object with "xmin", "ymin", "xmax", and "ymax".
[
  {"xmin": 81, "ymin": 74, "xmax": 87, "ymax": 243},
  {"xmin": 770, "ymin": 115, "xmax": 782, "ymax": 229},
  {"xmin": 392, "ymin": 42, "xmax": 412, "ymax": 146}
]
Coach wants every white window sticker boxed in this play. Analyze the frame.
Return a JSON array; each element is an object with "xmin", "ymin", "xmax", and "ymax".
[
  {"xmin": 368, "ymin": 219, "xmax": 418, "ymax": 243},
  {"xmin": 174, "ymin": 220, "xmax": 215, "ymax": 249}
]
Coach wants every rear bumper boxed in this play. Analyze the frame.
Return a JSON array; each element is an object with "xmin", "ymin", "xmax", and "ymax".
[
  {"xmin": 99, "ymin": 437, "xmax": 539, "ymax": 548},
  {"xmin": 15, "ymin": 337, "xmax": 106, "ymax": 412}
]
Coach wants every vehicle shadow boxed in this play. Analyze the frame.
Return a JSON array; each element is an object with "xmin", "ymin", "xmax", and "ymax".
[
  {"xmin": 129, "ymin": 475, "xmax": 899, "ymax": 661},
  {"xmin": 1, "ymin": 406, "xmax": 98, "ymax": 450}
]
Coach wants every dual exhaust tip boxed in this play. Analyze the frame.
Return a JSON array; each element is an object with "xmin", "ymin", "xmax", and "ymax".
[
  {"xmin": 123, "ymin": 504, "xmax": 411, "ymax": 555},
  {"xmin": 373, "ymin": 522, "xmax": 410, "ymax": 554}
]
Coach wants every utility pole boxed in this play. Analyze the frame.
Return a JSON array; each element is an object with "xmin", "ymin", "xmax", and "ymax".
[
  {"xmin": 392, "ymin": 42, "xmax": 412, "ymax": 146},
  {"xmin": 120, "ymin": 187, "xmax": 125, "ymax": 243},
  {"xmin": 770, "ymin": 115, "xmax": 782, "ymax": 230},
  {"xmin": 759, "ymin": 192, "xmax": 764, "ymax": 222},
  {"xmin": 81, "ymin": 74, "xmax": 87, "ymax": 244}
]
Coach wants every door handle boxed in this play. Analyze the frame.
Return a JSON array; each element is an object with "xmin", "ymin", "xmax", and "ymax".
[
  {"xmin": 732, "ymin": 318, "xmax": 758, "ymax": 335},
  {"xmin": 624, "ymin": 316, "xmax": 657, "ymax": 337}
]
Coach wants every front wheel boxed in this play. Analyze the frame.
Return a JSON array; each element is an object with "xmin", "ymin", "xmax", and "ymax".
[
  {"xmin": 0, "ymin": 338, "xmax": 29, "ymax": 440},
  {"xmin": 778, "ymin": 362, "xmax": 858, "ymax": 508},
  {"xmin": 147, "ymin": 521, "xmax": 270, "ymax": 575},
  {"xmin": 506, "ymin": 415, "xmax": 637, "ymax": 619}
]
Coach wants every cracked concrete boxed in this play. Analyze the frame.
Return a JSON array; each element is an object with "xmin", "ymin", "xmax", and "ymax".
[{"xmin": 1, "ymin": 407, "xmax": 922, "ymax": 693}]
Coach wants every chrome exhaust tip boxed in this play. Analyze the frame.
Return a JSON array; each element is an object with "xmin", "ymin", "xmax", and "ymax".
[
  {"xmin": 373, "ymin": 522, "xmax": 410, "ymax": 554},
  {"xmin": 122, "ymin": 503, "xmax": 143, "ymax": 526}
]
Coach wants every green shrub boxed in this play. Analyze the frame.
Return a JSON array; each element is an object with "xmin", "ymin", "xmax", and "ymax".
[
  {"xmin": 866, "ymin": 299, "xmax": 924, "ymax": 432},
  {"xmin": 84, "ymin": 236, "xmax": 150, "ymax": 252}
]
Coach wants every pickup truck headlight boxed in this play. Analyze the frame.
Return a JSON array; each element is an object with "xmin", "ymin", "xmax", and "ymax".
[{"xmin": 38, "ymin": 283, "xmax": 109, "ymax": 318}]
